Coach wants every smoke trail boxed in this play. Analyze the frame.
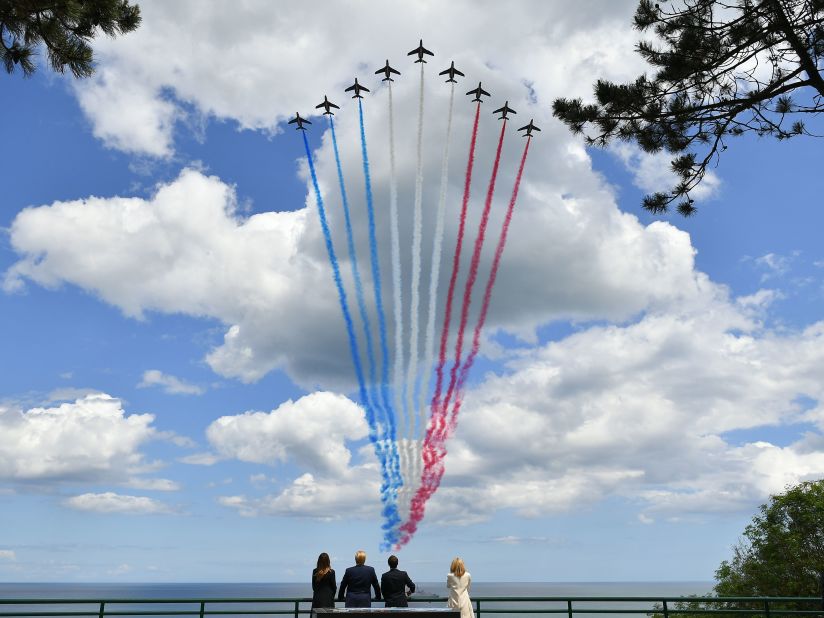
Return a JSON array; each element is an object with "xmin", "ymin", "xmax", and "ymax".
[
  {"xmin": 387, "ymin": 81, "xmax": 405, "ymax": 452},
  {"xmin": 357, "ymin": 99, "xmax": 402, "ymax": 509},
  {"xmin": 451, "ymin": 137, "xmax": 531, "ymax": 423},
  {"xmin": 441, "ymin": 119, "xmax": 508, "ymax": 423},
  {"xmin": 329, "ymin": 116, "xmax": 381, "ymax": 422},
  {"xmin": 397, "ymin": 136, "xmax": 532, "ymax": 549},
  {"xmin": 396, "ymin": 62, "xmax": 426, "ymax": 519},
  {"xmin": 413, "ymin": 81, "xmax": 456, "ymax": 501},
  {"xmin": 301, "ymin": 130, "xmax": 399, "ymax": 546},
  {"xmin": 405, "ymin": 62, "xmax": 426, "ymax": 436},
  {"xmin": 397, "ymin": 102, "xmax": 481, "ymax": 546},
  {"xmin": 430, "ymin": 102, "xmax": 481, "ymax": 441}
]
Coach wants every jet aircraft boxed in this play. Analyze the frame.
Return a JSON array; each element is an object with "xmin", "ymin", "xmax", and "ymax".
[
  {"xmin": 438, "ymin": 60, "xmax": 465, "ymax": 83},
  {"xmin": 288, "ymin": 113, "xmax": 311, "ymax": 131},
  {"xmin": 466, "ymin": 82, "xmax": 491, "ymax": 102},
  {"xmin": 315, "ymin": 95, "xmax": 340, "ymax": 115},
  {"xmin": 375, "ymin": 59, "xmax": 401, "ymax": 82},
  {"xmin": 493, "ymin": 101, "xmax": 516, "ymax": 120},
  {"xmin": 345, "ymin": 78, "xmax": 370, "ymax": 99},
  {"xmin": 407, "ymin": 39, "xmax": 434, "ymax": 63},
  {"xmin": 518, "ymin": 119, "xmax": 541, "ymax": 137}
]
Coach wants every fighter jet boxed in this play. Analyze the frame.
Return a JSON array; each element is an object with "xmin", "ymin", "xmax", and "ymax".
[
  {"xmin": 345, "ymin": 78, "xmax": 370, "ymax": 99},
  {"xmin": 438, "ymin": 60, "xmax": 465, "ymax": 83},
  {"xmin": 407, "ymin": 39, "xmax": 434, "ymax": 63},
  {"xmin": 466, "ymin": 82, "xmax": 491, "ymax": 102},
  {"xmin": 493, "ymin": 101, "xmax": 517, "ymax": 120},
  {"xmin": 315, "ymin": 95, "xmax": 340, "ymax": 116},
  {"xmin": 288, "ymin": 112, "xmax": 311, "ymax": 131},
  {"xmin": 375, "ymin": 59, "xmax": 401, "ymax": 82},
  {"xmin": 518, "ymin": 119, "xmax": 541, "ymax": 137}
]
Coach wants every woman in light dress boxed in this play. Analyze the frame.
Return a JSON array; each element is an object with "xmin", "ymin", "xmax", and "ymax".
[{"xmin": 447, "ymin": 557, "xmax": 475, "ymax": 618}]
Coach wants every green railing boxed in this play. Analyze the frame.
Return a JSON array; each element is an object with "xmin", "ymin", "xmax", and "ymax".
[{"xmin": 0, "ymin": 596, "xmax": 821, "ymax": 618}]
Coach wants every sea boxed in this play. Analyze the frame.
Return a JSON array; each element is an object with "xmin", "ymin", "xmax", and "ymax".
[{"xmin": 0, "ymin": 582, "xmax": 714, "ymax": 618}]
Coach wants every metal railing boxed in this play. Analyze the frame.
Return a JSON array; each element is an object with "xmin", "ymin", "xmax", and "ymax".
[{"xmin": 0, "ymin": 596, "xmax": 821, "ymax": 618}]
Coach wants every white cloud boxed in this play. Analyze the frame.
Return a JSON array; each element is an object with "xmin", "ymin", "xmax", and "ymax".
[
  {"xmin": 219, "ymin": 468, "xmax": 379, "ymax": 520},
  {"xmin": 71, "ymin": 0, "xmax": 642, "ymax": 158},
  {"xmin": 610, "ymin": 143, "xmax": 721, "ymax": 204},
  {"xmin": 138, "ymin": 369, "xmax": 204, "ymax": 395},
  {"xmin": 64, "ymin": 492, "xmax": 173, "ymax": 515},
  {"xmin": 206, "ymin": 391, "xmax": 368, "ymax": 474},
  {"xmin": 124, "ymin": 477, "xmax": 181, "ymax": 492},
  {"xmin": 180, "ymin": 452, "xmax": 220, "ymax": 466},
  {"xmin": 0, "ymin": 550, "xmax": 15, "ymax": 561},
  {"xmin": 427, "ymin": 297, "xmax": 824, "ymax": 522},
  {"xmin": 0, "ymin": 394, "xmax": 157, "ymax": 483}
]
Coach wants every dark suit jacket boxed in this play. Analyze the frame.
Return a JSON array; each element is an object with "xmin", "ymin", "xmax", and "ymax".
[
  {"xmin": 381, "ymin": 567, "xmax": 416, "ymax": 607},
  {"xmin": 338, "ymin": 564, "xmax": 381, "ymax": 607},
  {"xmin": 311, "ymin": 568, "xmax": 336, "ymax": 608}
]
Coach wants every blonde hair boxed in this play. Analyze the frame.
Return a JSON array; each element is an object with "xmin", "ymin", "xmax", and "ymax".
[
  {"xmin": 355, "ymin": 550, "xmax": 367, "ymax": 565},
  {"xmin": 450, "ymin": 557, "xmax": 466, "ymax": 577}
]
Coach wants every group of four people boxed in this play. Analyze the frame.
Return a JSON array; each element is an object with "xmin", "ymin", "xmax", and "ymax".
[{"xmin": 312, "ymin": 551, "xmax": 474, "ymax": 618}]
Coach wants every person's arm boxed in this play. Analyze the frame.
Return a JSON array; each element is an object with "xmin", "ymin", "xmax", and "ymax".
[
  {"xmin": 371, "ymin": 568, "xmax": 381, "ymax": 600},
  {"xmin": 331, "ymin": 570, "xmax": 337, "ymax": 595},
  {"xmin": 405, "ymin": 573, "xmax": 415, "ymax": 594},
  {"xmin": 466, "ymin": 573, "xmax": 471, "ymax": 594}
]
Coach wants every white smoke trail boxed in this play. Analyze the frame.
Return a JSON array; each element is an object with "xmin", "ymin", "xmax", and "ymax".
[
  {"xmin": 387, "ymin": 81, "xmax": 409, "ymax": 523},
  {"xmin": 414, "ymin": 82, "xmax": 456, "ymax": 491},
  {"xmin": 399, "ymin": 62, "xmax": 426, "ymax": 522}
]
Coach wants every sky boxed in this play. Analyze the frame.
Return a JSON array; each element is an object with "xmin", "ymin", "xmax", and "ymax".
[{"xmin": 2, "ymin": 0, "xmax": 824, "ymax": 584}]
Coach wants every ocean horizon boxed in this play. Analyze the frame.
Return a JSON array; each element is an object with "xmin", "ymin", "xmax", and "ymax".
[{"xmin": 0, "ymin": 581, "xmax": 715, "ymax": 595}]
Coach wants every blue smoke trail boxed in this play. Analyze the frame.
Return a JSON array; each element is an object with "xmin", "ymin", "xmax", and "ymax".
[
  {"xmin": 301, "ymin": 130, "xmax": 400, "ymax": 546},
  {"xmin": 329, "ymin": 116, "xmax": 383, "ymax": 429},
  {"xmin": 357, "ymin": 99, "xmax": 403, "ymax": 511}
]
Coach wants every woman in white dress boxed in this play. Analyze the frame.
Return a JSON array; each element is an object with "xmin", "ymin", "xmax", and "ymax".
[{"xmin": 447, "ymin": 557, "xmax": 475, "ymax": 618}]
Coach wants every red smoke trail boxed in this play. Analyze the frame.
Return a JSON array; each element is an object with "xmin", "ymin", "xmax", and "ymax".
[
  {"xmin": 441, "ymin": 118, "xmax": 508, "ymax": 426},
  {"xmin": 397, "ymin": 137, "xmax": 531, "ymax": 549},
  {"xmin": 430, "ymin": 102, "xmax": 481, "ymax": 443},
  {"xmin": 398, "ymin": 102, "xmax": 481, "ymax": 547},
  {"xmin": 451, "ymin": 136, "xmax": 532, "ymax": 426},
  {"xmin": 397, "ymin": 118, "xmax": 510, "ymax": 548}
]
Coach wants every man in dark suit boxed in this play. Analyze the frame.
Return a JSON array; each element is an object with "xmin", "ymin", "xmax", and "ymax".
[
  {"xmin": 338, "ymin": 550, "xmax": 381, "ymax": 608},
  {"xmin": 381, "ymin": 555, "xmax": 416, "ymax": 607}
]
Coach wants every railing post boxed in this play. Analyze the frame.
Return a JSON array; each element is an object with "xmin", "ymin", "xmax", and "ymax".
[
  {"xmin": 200, "ymin": 601, "xmax": 206, "ymax": 618},
  {"xmin": 295, "ymin": 599, "xmax": 300, "ymax": 618},
  {"xmin": 567, "ymin": 600, "xmax": 573, "ymax": 618},
  {"xmin": 98, "ymin": 602, "xmax": 105, "ymax": 618},
  {"xmin": 763, "ymin": 599, "xmax": 770, "ymax": 618},
  {"xmin": 663, "ymin": 600, "xmax": 669, "ymax": 618},
  {"xmin": 476, "ymin": 599, "xmax": 481, "ymax": 618}
]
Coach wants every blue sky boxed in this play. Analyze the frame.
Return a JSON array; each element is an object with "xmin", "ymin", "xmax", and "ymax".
[{"xmin": 2, "ymin": 0, "xmax": 824, "ymax": 584}]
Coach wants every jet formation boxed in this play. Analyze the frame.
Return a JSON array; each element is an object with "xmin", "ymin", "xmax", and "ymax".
[{"xmin": 288, "ymin": 39, "xmax": 540, "ymax": 138}]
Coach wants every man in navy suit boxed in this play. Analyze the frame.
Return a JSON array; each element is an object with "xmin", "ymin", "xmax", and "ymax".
[
  {"xmin": 338, "ymin": 550, "xmax": 381, "ymax": 608},
  {"xmin": 381, "ymin": 555, "xmax": 416, "ymax": 607}
]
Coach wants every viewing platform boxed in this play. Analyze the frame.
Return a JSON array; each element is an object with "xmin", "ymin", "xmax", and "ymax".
[{"xmin": 0, "ymin": 595, "xmax": 822, "ymax": 618}]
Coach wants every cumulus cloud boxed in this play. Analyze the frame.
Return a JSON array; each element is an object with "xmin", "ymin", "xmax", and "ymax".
[
  {"xmin": 610, "ymin": 143, "xmax": 721, "ymax": 203},
  {"xmin": 426, "ymin": 296, "xmax": 824, "ymax": 523},
  {"xmin": 0, "ymin": 550, "xmax": 15, "ymax": 561},
  {"xmin": 206, "ymin": 391, "xmax": 368, "ymax": 474},
  {"xmin": 64, "ymin": 492, "xmax": 174, "ymax": 515},
  {"xmin": 0, "ymin": 394, "xmax": 157, "ymax": 483},
  {"xmin": 71, "ymin": 0, "xmax": 642, "ymax": 158},
  {"xmin": 138, "ymin": 369, "xmax": 204, "ymax": 395},
  {"xmin": 124, "ymin": 477, "xmax": 181, "ymax": 492}
]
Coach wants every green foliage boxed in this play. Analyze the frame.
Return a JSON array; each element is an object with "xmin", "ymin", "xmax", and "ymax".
[
  {"xmin": 553, "ymin": 0, "xmax": 824, "ymax": 216},
  {"xmin": 0, "ymin": 0, "xmax": 141, "ymax": 78},
  {"xmin": 714, "ymin": 480, "xmax": 824, "ymax": 597}
]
